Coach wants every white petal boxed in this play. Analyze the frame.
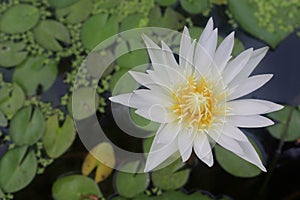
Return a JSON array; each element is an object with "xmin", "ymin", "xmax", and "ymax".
[
  {"xmin": 227, "ymin": 99, "xmax": 283, "ymax": 115},
  {"xmin": 161, "ymin": 41, "xmax": 179, "ymax": 69},
  {"xmin": 199, "ymin": 17, "xmax": 214, "ymax": 44},
  {"xmin": 109, "ymin": 93, "xmax": 134, "ymax": 107},
  {"xmin": 222, "ymin": 48, "xmax": 253, "ymax": 85},
  {"xmin": 133, "ymin": 89, "xmax": 173, "ymax": 107},
  {"xmin": 183, "ymin": 39, "xmax": 196, "ymax": 76},
  {"xmin": 144, "ymin": 133, "xmax": 178, "ymax": 172},
  {"xmin": 230, "ymin": 47, "xmax": 268, "ymax": 85},
  {"xmin": 193, "ymin": 133, "xmax": 213, "ymax": 167},
  {"xmin": 214, "ymin": 32, "xmax": 234, "ymax": 73},
  {"xmin": 156, "ymin": 122, "xmax": 182, "ymax": 144},
  {"xmin": 221, "ymin": 124, "xmax": 249, "ymax": 141},
  {"xmin": 227, "ymin": 115, "xmax": 274, "ymax": 128},
  {"xmin": 228, "ymin": 74, "xmax": 273, "ymax": 100},
  {"xmin": 178, "ymin": 128, "xmax": 196, "ymax": 162},
  {"xmin": 209, "ymin": 130, "xmax": 244, "ymax": 155},
  {"xmin": 129, "ymin": 71, "xmax": 154, "ymax": 86},
  {"xmin": 135, "ymin": 106, "xmax": 175, "ymax": 123},
  {"xmin": 179, "ymin": 26, "xmax": 192, "ymax": 68}
]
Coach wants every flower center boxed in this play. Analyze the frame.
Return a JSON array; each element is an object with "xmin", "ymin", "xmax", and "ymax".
[{"xmin": 171, "ymin": 76, "xmax": 215, "ymax": 130}]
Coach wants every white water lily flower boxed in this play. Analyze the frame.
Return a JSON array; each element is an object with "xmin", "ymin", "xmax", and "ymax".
[{"xmin": 110, "ymin": 18, "xmax": 283, "ymax": 172}]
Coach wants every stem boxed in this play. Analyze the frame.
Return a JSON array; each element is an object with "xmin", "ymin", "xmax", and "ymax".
[{"xmin": 259, "ymin": 106, "xmax": 294, "ymax": 198}]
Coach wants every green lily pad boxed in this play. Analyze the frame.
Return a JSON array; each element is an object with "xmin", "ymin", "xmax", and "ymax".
[
  {"xmin": 81, "ymin": 13, "xmax": 119, "ymax": 50},
  {"xmin": 33, "ymin": 20, "xmax": 71, "ymax": 51},
  {"xmin": 152, "ymin": 159, "xmax": 190, "ymax": 190},
  {"xmin": 0, "ymin": 4, "xmax": 39, "ymax": 34},
  {"xmin": 143, "ymin": 136, "xmax": 155, "ymax": 154},
  {"xmin": 0, "ymin": 41, "xmax": 27, "ymax": 68},
  {"xmin": 55, "ymin": 0, "xmax": 93, "ymax": 24},
  {"xmin": 48, "ymin": 0, "xmax": 80, "ymax": 8},
  {"xmin": 10, "ymin": 106, "xmax": 45, "ymax": 146},
  {"xmin": 0, "ymin": 83, "xmax": 25, "ymax": 119},
  {"xmin": 215, "ymin": 138, "xmax": 263, "ymax": 178},
  {"xmin": 130, "ymin": 109, "xmax": 159, "ymax": 132},
  {"xmin": 52, "ymin": 174, "xmax": 102, "ymax": 200},
  {"xmin": 0, "ymin": 111, "xmax": 7, "ymax": 127},
  {"xmin": 180, "ymin": 0, "xmax": 209, "ymax": 14},
  {"xmin": 115, "ymin": 161, "xmax": 150, "ymax": 198},
  {"xmin": 228, "ymin": 0, "xmax": 297, "ymax": 48},
  {"xmin": 120, "ymin": 14, "xmax": 143, "ymax": 32},
  {"xmin": 148, "ymin": 6, "xmax": 182, "ymax": 29},
  {"xmin": 115, "ymin": 40, "xmax": 149, "ymax": 69},
  {"xmin": 42, "ymin": 115, "xmax": 76, "ymax": 158},
  {"xmin": 0, "ymin": 146, "xmax": 37, "ymax": 193},
  {"xmin": 156, "ymin": 0, "xmax": 177, "ymax": 6},
  {"xmin": 0, "ymin": 188, "xmax": 4, "ymax": 198},
  {"xmin": 71, "ymin": 87, "xmax": 99, "ymax": 120},
  {"xmin": 267, "ymin": 106, "xmax": 300, "ymax": 142},
  {"xmin": 13, "ymin": 56, "xmax": 58, "ymax": 96}
]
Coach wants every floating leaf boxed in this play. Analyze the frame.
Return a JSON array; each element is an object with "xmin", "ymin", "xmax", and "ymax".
[
  {"xmin": 0, "ymin": 188, "xmax": 4, "ymax": 198},
  {"xmin": 33, "ymin": 20, "xmax": 71, "ymax": 51},
  {"xmin": 180, "ymin": 0, "xmax": 209, "ymax": 14},
  {"xmin": 115, "ymin": 161, "xmax": 150, "ymax": 198},
  {"xmin": 0, "ymin": 41, "xmax": 27, "ymax": 68},
  {"xmin": 267, "ymin": 106, "xmax": 300, "ymax": 141},
  {"xmin": 52, "ymin": 174, "xmax": 102, "ymax": 200},
  {"xmin": 152, "ymin": 159, "xmax": 190, "ymax": 190},
  {"xmin": 48, "ymin": 0, "xmax": 80, "ymax": 8},
  {"xmin": 55, "ymin": 0, "xmax": 93, "ymax": 24},
  {"xmin": 119, "ymin": 14, "xmax": 142, "ymax": 32},
  {"xmin": 228, "ymin": 0, "xmax": 295, "ymax": 48},
  {"xmin": 0, "ymin": 4, "xmax": 39, "ymax": 34},
  {"xmin": 13, "ymin": 56, "xmax": 57, "ymax": 96},
  {"xmin": 156, "ymin": 0, "xmax": 177, "ymax": 6},
  {"xmin": 115, "ymin": 40, "xmax": 149, "ymax": 69},
  {"xmin": 0, "ymin": 83, "xmax": 25, "ymax": 118},
  {"xmin": 10, "ymin": 106, "xmax": 45, "ymax": 146},
  {"xmin": 148, "ymin": 6, "xmax": 182, "ymax": 29},
  {"xmin": 0, "ymin": 146, "xmax": 37, "ymax": 193},
  {"xmin": 215, "ymin": 138, "xmax": 263, "ymax": 178},
  {"xmin": 0, "ymin": 111, "xmax": 7, "ymax": 127},
  {"xmin": 82, "ymin": 142, "xmax": 115, "ymax": 183},
  {"xmin": 81, "ymin": 14, "xmax": 119, "ymax": 50},
  {"xmin": 130, "ymin": 109, "xmax": 159, "ymax": 132},
  {"xmin": 71, "ymin": 87, "xmax": 99, "ymax": 120},
  {"xmin": 42, "ymin": 115, "xmax": 76, "ymax": 158},
  {"xmin": 143, "ymin": 136, "xmax": 155, "ymax": 155}
]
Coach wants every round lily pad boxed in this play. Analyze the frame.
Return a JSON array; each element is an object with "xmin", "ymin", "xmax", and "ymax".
[
  {"xmin": 215, "ymin": 137, "xmax": 264, "ymax": 178},
  {"xmin": 115, "ymin": 161, "xmax": 150, "ymax": 198},
  {"xmin": 52, "ymin": 174, "xmax": 102, "ymax": 200},
  {"xmin": 42, "ymin": 114, "xmax": 76, "ymax": 158},
  {"xmin": 10, "ymin": 106, "xmax": 45, "ymax": 146},
  {"xmin": 0, "ymin": 146, "xmax": 37, "ymax": 193},
  {"xmin": 0, "ymin": 111, "xmax": 7, "ymax": 127},
  {"xmin": 0, "ymin": 83, "xmax": 25, "ymax": 119},
  {"xmin": 33, "ymin": 20, "xmax": 71, "ymax": 51},
  {"xmin": 180, "ymin": 0, "xmax": 209, "ymax": 14},
  {"xmin": 119, "ymin": 14, "xmax": 142, "ymax": 32},
  {"xmin": 48, "ymin": 0, "xmax": 80, "ymax": 8},
  {"xmin": 55, "ymin": 0, "xmax": 93, "ymax": 24},
  {"xmin": 152, "ymin": 159, "xmax": 190, "ymax": 190},
  {"xmin": 0, "ymin": 4, "xmax": 39, "ymax": 33},
  {"xmin": 81, "ymin": 13, "xmax": 119, "ymax": 50},
  {"xmin": 0, "ymin": 41, "xmax": 27, "ymax": 68},
  {"xmin": 71, "ymin": 87, "xmax": 99, "ymax": 120},
  {"xmin": 13, "ymin": 56, "xmax": 58, "ymax": 96},
  {"xmin": 156, "ymin": 0, "xmax": 177, "ymax": 6},
  {"xmin": 148, "ymin": 6, "xmax": 181, "ymax": 29}
]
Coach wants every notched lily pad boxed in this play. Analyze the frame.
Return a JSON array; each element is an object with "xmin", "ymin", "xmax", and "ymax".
[
  {"xmin": 180, "ymin": 0, "xmax": 209, "ymax": 14},
  {"xmin": 0, "ymin": 4, "xmax": 39, "ymax": 33},
  {"xmin": 0, "ymin": 83, "xmax": 25, "ymax": 118},
  {"xmin": 152, "ymin": 159, "xmax": 190, "ymax": 190},
  {"xmin": 55, "ymin": 0, "xmax": 93, "ymax": 24},
  {"xmin": 0, "ymin": 146, "xmax": 37, "ymax": 193},
  {"xmin": 115, "ymin": 161, "xmax": 150, "ymax": 198},
  {"xmin": 81, "ymin": 13, "xmax": 119, "ymax": 50},
  {"xmin": 52, "ymin": 174, "xmax": 102, "ymax": 200},
  {"xmin": 10, "ymin": 106, "xmax": 45, "ymax": 146},
  {"xmin": 148, "ymin": 6, "xmax": 182, "ymax": 29},
  {"xmin": 215, "ymin": 137, "xmax": 264, "ymax": 178},
  {"xmin": 13, "ymin": 56, "xmax": 58, "ymax": 96},
  {"xmin": 42, "ymin": 114, "xmax": 76, "ymax": 158},
  {"xmin": 33, "ymin": 20, "xmax": 71, "ymax": 51},
  {"xmin": 0, "ymin": 41, "xmax": 27, "ymax": 67}
]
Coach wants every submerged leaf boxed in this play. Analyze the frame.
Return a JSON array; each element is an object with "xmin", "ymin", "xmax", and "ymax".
[
  {"xmin": 0, "ymin": 147, "xmax": 37, "ymax": 193},
  {"xmin": 82, "ymin": 142, "xmax": 115, "ymax": 183},
  {"xmin": 52, "ymin": 174, "xmax": 102, "ymax": 200},
  {"xmin": 10, "ymin": 106, "xmax": 45, "ymax": 146}
]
